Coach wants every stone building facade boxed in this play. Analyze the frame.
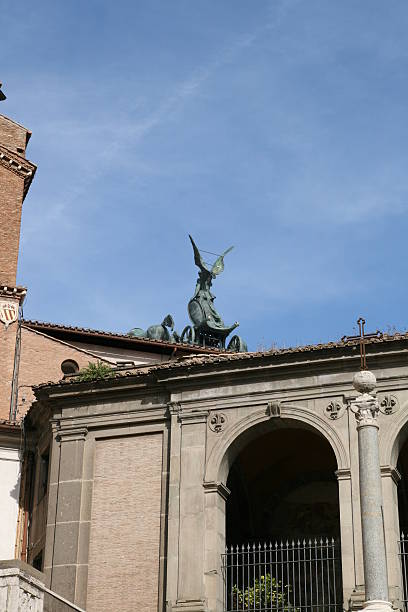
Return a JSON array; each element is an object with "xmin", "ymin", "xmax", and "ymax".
[{"xmin": 30, "ymin": 333, "xmax": 408, "ymax": 611}]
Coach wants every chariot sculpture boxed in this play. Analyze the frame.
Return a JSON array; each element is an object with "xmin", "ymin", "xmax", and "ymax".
[{"xmin": 128, "ymin": 235, "xmax": 247, "ymax": 352}]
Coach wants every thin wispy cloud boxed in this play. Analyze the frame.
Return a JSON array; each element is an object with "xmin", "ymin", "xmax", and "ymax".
[{"xmin": 4, "ymin": 0, "xmax": 408, "ymax": 348}]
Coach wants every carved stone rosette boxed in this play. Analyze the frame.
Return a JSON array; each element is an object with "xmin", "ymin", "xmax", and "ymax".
[
  {"xmin": 208, "ymin": 412, "xmax": 226, "ymax": 433},
  {"xmin": 324, "ymin": 400, "xmax": 345, "ymax": 420},
  {"xmin": 378, "ymin": 394, "xmax": 399, "ymax": 415}
]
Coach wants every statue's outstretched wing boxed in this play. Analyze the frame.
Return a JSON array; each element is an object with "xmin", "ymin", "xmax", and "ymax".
[
  {"xmin": 211, "ymin": 246, "xmax": 234, "ymax": 277},
  {"xmin": 189, "ymin": 235, "xmax": 208, "ymax": 272}
]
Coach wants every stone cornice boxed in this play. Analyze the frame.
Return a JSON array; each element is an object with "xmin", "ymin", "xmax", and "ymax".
[
  {"xmin": 0, "ymin": 285, "xmax": 27, "ymax": 304},
  {"xmin": 32, "ymin": 342, "xmax": 408, "ymax": 414},
  {"xmin": 0, "ymin": 145, "xmax": 36, "ymax": 199}
]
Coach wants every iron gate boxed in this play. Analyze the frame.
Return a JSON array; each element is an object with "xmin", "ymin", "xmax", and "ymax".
[{"xmin": 222, "ymin": 538, "xmax": 342, "ymax": 611}]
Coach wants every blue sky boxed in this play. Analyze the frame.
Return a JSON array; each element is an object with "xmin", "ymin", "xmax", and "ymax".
[{"xmin": 2, "ymin": 1, "xmax": 408, "ymax": 350}]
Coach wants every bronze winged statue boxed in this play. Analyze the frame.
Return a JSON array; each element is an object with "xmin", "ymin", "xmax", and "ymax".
[
  {"xmin": 128, "ymin": 235, "xmax": 247, "ymax": 352},
  {"xmin": 186, "ymin": 235, "xmax": 240, "ymax": 345},
  {"xmin": 189, "ymin": 234, "xmax": 233, "ymax": 299}
]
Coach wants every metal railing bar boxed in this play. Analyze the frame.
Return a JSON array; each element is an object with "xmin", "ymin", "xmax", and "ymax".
[{"xmin": 223, "ymin": 536, "xmax": 342, "ymax": 611}]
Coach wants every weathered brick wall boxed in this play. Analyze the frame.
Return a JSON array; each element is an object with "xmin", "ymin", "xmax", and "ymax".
[
  {"xmin": 0, "ymin": 311, "xmax": 19, "ymax": 420},
  {"xmin": 0, "ymin": 115, "xmax": 29, "ymax": 156},
  {"xmin": 16, "ymin": 327, "xmax": 101, "ymax": 419},
  {"xmin": 86, "ymin": 434, "xmax": 163, "ymax": 612},
  {"xmin": 0, "ymin": 164, "xmax": 25, "ymax": 286}
]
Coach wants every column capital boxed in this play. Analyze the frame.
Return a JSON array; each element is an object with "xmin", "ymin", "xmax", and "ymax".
[
  {"xmin": 168, "ymin": 401, "xmax": 181, "ymax": 416},
  {"xmin": 351, "ymin": 393, "xmax": 380, "ymax": 429},
  {"xmin": 56, "ymin": 427, "xmax": 88, "ymax": 442},
  {"xmin": 203, "ymin": 481, "xmax": 231, "ymax": 501},
  {"xmin": 335, "ymin": 468, "xmax": 351, "ymax": 481},
  {"xmin": 178, "ymin": 410, "xmax": 209, "ymax": 425}
]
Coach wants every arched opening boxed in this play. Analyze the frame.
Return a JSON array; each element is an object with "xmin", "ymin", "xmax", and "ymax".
[
  {"xmin": 398, "ymin": 435, "xmax": 408, "ymax": 533},
  {"xmin": 223, "ymin": 422, "xmax": 342, "ymax": 611},
  {"xmin": 61, "ymin": 359, "xmax": 79, "ymax": 375},
  {"xmin": 396, "ymin": 424, "xmax": 408, "ymax": 608}
]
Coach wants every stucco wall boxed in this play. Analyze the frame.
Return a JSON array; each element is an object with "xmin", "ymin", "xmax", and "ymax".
[
  {"xmin": 17, "ymin": 327, "xmax": 102, "ymax": 418},
  {"xmin": 0, "ymin": 446, "xmax": 20, "ymax": 559}
]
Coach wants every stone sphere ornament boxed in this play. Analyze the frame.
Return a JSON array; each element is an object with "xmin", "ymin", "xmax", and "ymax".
[{"xmin": 353, "ymin": 370, "xmax": 377, "ymax": 394}]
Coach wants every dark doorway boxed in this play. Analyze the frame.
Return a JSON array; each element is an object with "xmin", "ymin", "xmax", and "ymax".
[
  {"xmin": 397, "ymin": 433, "xmax": 408, "ymax": 611},
  {"xmin": 226, "ymin": 426, "xmax": 340, "ymax": 545},
  {"xmin": 223, "ymin": 424, "xmax": 342, "ymax": 611},
  {"xmin": 398, "ymin": 435, "xmax": 408, "ymax": 534}
]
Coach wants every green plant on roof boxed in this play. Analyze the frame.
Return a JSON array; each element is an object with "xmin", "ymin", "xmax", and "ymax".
[
  {"xmin": 232, "ymin": 573, "xmax": 297, "ymax": 611},
  {"xmin": 78, "ymin": 361, "xmax": 113, "ymax": 382}
]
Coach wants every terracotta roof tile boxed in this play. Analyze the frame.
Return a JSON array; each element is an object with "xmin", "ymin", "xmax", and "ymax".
[
  {"xmin": 22, "ymin": 319, "xmax": 222, "ymax": 353},
  {"xmin": 33, "ymin": 328, "xmax": 408, "ymax": 392}
]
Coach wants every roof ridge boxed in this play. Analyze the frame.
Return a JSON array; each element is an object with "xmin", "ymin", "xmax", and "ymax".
[
  {"xmin": 22, "ymin": 319, "xmax": 223, "ymax": 353},
  {"xmin": 32, "ymin": 326, "xmax": 408, "ymax": 392}
]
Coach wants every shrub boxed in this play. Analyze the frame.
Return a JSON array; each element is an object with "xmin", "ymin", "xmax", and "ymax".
[
  {"xmin": 232, "ymin": 573, "xmax": 296, "ymax": 610},
  {"xmin": 77, "ymin": 361, "xmax": 113, "ymax": 382}
]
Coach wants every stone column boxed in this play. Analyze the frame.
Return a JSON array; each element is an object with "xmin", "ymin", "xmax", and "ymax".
[
  {"xmin": 351, "ymin": 370, "xmax": 392, "ymax": 612},
  {"xmin": 172, "ymin": 409, "xmax": 209, "ymax": 612}
]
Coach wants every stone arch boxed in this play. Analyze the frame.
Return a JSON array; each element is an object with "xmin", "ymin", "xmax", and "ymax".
[
  {"xmin": 203, "ymin": 404, "xmax": 347, "ymax": 611},
  {"xmin": 204, "ymin": 404, "xmax": 348, "ymax": 486},
  {"xmin": 381, "ymin": 399, "xmax": 408, "ymax": 467}
]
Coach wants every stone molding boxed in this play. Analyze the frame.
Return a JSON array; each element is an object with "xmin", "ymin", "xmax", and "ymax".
[
  {"xmin": 205, "ymin": 403, "xmax": 348, "ymax": 483},
  {"xmin": 178, "ymin": 410, "xmax": 209, "ymax": 425},
  {"xmin": 335, "ymin": 468, "xmax": 351, "ymax": 481},
  {"xmin": 380, "ymin": 465, "xmax": 401, "ymax": 484},
  {"xmin": 171, "ymin": 600, "xmax": 207, "ymax": 612},
  {"xmin": 56, "ymin": 426, "xmax": 88, "ymax": 442},
  {"xmin": 349, "ymin": 589, "xmax": 366, "ymax": 610},
  {"xmin": 0, "ymin": 145, "xmax": 36, "ymax": 198},
  {"xmin": 203, "ymin": 480, "xmax": 231, "ymax": 501},
  {"xmin": 168, "ymin": 401, "xmax": 181, "ymax": 415}
]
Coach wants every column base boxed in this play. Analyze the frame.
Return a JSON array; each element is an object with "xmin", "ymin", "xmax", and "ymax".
[
  {"xmin": 171, "ymin": 600, "xmax": 207, "ymax": 612},
  {"xmin": 363, "ymin": 600, "xmax": 394, "ymax": 611}
]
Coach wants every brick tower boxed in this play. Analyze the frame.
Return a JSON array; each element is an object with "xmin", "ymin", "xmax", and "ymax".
[{"xmin": 0, "ymin": 86, "xmax": 36, "ymax": 420}]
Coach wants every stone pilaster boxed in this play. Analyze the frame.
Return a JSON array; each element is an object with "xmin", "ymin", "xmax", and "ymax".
[
  {"xmin": 44, "ymin": 425, "xmax": 88, "ymax": 606},
  {"xmin": 172, "ymin": 409, "xmax": 209, "ymax": 612},
  {"xmin": 203, "ymin": 481, "xmax": 230, "ymax": 612},
  {"xmin": 380, "ymin": 465, "xmax": 402, "ymax": 606}
]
